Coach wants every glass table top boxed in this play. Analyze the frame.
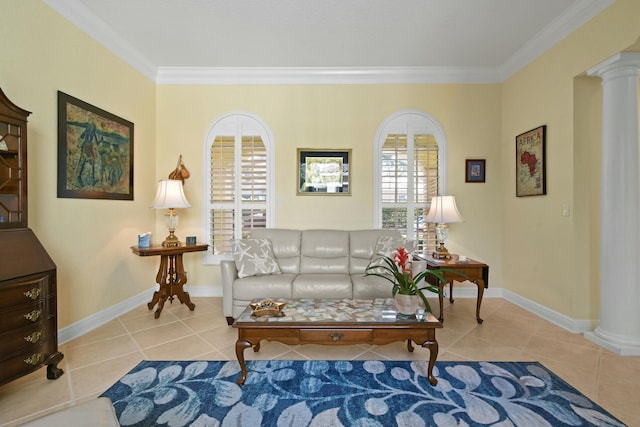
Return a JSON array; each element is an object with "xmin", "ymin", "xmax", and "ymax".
[{"xmin": 236, "ymin": 298, "xmax": 438, "ymax": 324}]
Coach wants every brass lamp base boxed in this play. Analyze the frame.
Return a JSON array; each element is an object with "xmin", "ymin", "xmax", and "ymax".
[
  {"xmin": 432, "ymin": 243, "xmax": 452, "ymax": 259},
  {"xmin": 161, "ymin": 231, "xmax": 181, "ymax": 247}
]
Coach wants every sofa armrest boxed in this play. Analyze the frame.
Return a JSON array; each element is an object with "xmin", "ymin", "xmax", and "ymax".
[{"xmin": 220, "ymin": 260, "xmax": 238, "ymax": 321}]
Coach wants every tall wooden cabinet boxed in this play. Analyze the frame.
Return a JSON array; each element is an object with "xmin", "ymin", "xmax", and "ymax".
[{"xmin": 0, "ymin": 87, "xmax": 63, "ymax": 386}]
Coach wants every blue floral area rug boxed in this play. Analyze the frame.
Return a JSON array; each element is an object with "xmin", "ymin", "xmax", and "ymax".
[{"xmin": 101, "ymin": 360, "xmax": 624, "ymax": 427}]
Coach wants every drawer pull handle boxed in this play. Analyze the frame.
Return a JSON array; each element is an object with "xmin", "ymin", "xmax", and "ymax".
[
  {"xmin": 24, "ymin": 310, "xmax": 42, "ymax": 322},
  {"xmin": 329, "ymin": 333, "xmax": 344, "ymax": 342},
  {"xmin": 23, "ymin": 288, "xmax": 41, "ymax": 300},
  {"xmin": 24, "ymin": 353, "xmax": 43, "ymax": 366},
  {"xmin": 24, "ymin": 331, "xmax": 42, "ymax": 343}
]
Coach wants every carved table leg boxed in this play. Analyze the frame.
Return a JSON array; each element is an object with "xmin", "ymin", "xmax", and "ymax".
[
  {"xmin": 421, "ymin": 337, "xmax": 439, "ymax": 386},
  {"xmin": 449, "ymin": 280, "xmax": 455, "ymax": 303},
  {"xmin": 235, "ymin": 340, "xmax": 253, "ymax": 385},
  {"xmin": 148, "ymin": 255, "xmax": 171, "ymax": 318},
  {"xmin": 475, "ymin": 279, "xmax": 485, "ymax": 324},
  {"xmin": 438, "ymin": 283, "xmax": 445, "ymax": 322},
  {"xmin": 173, "ymin": 254, "xmax": 195, "ymax": 311},
  {"xmin": 148, "ymin": 255, "xmax": 169, "ymax": 312}
]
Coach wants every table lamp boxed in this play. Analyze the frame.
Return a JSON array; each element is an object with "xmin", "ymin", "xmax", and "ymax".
[
  {"xmin": 151, "ymin": 179, "xmax": 191, "ymax": 247},
  {"xmin": 424, "ymin": 195, "xmax": 463, "ymax": 259}
]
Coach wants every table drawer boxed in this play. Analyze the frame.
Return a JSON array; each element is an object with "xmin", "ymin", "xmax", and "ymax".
[
  {"xmin": 0, "ymin": 346, "xmax": 54, "ymax": 385},
  {"xmin": 300, "ymin": 329, "xmax": 373, "ymax": 343},
  {"xmin": 0, "ymin": 275, "xmax": 48, "ymax": 310},
  {"xmin": 0, "ymin": 319, "xmax": 55, "ymax": 358},
  {"xmin": 0, "ymin": 301, "xmax": 46, "ymax": 334}
]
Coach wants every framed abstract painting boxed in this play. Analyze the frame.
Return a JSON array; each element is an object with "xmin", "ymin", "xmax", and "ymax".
[{"xmin": 57, "ymin": 91, "xmax": 134, "ymax": 200}]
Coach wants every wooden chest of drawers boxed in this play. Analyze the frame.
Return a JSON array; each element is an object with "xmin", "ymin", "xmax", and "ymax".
[{"xmin": 0, "ymin": 229, "xmax": 64, "ymax": 386}]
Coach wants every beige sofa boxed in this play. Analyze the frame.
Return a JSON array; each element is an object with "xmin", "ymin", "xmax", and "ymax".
[{"xmin": 221, "ymin": 229, "xmax": 424, "ymax": 324}]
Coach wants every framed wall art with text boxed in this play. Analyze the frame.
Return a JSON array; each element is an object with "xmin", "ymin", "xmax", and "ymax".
[{"xmin": 515, "ymin": 125, "xmax": 546, "ymax": 197}]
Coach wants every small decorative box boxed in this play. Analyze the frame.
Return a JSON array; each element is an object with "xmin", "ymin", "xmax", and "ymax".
[{"xmin": 138, "ymin": 232, "xmax": 151, "ymax": 248}]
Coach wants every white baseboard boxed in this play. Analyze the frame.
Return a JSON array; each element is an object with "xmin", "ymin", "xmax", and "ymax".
[
  {"xmin": 442, "ymin": 285, "xmax": 502, "ymax": 299},
  {"xmin": 58, "ymin": 285, "xmax": 596, "ymax": 344},
  {"xmin": 184, "ymin": 285, "xmax": 223, "ymax": 297},
  {"xmin": 501, "ymin": 289, "xmax": 598, "ymax": 334},
  {"xmin": 58, "ymin": 285, "xmax": 222, "ymax": 344},
  {"xmin": 58, "ymin": 288, "xmax": 155, "ymax": 344}
]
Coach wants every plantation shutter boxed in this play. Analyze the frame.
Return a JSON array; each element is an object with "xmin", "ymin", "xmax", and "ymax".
[
  {"xmin": 240, "ymin": 135, "xmax": 267, "ymax": 236},
  {"xmin": 210, "ymin": 136, "xmax": 236, "ymax": 255},
  {"xmin": 381, "ymin": 133, "xmax": 439, "ymax": 253},
  {"xmin": 207, "ymin": 114, "xmax": 273, "ymax": 261}
]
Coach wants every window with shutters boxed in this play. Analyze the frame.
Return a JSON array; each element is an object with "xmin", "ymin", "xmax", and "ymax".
[
  {"xmin": 204, "ymin": 112, "xmax": 274, "ymax": 264},
  {"xmin": 374, "ymin": 111, "xmax": 446, "ymax": 255}
]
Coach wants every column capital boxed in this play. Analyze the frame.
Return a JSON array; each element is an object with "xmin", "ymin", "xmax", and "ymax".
[{"xmin": 588, "ymin": 52, "xmax": 640, "ymax": 79}]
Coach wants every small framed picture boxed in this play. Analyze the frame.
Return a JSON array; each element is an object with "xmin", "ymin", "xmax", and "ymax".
[{"xmin": 465, "ymin": 159, "xmax": 486, "ymax": 183}]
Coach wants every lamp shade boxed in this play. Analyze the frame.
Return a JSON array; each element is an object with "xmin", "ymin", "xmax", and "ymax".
[
  {"xmin": 150, "ymin": 180, "xmax": 191, "ymax": 209},
  {"xmin": 424, "ymin": 195, "xmax": 463, "ymax": 224}
]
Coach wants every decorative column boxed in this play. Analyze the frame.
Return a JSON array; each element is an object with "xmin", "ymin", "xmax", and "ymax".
[{"xmin": 586, "ymin": 52, "xmax": 640, "ymax": 355}]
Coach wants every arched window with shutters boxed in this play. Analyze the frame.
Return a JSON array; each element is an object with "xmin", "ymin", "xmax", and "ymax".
[
  {"xmin": 204, "ymin": 112, "xmax": 275, "ymax": 264},
  {"xmin": 373, "ymin": 110, "xmax": 447, "ymax": 255}
]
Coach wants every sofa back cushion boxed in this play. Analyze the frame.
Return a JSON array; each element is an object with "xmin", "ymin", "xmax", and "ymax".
[
  {"xmin": 250, "ymin": 229, "xmax": 301, "ymax": 274},
  {"xmin": 349, "ymin": 229, "xmax": 403, "ymax": 274},
  {"xmin": 300, "ymin": 230, "xmax": 349, "ymax": 274}
]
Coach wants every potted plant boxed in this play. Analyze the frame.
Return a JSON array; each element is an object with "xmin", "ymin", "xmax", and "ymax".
[{"xmin": 365, "ymin": 247, "xmax": 451, "ymax": 316}]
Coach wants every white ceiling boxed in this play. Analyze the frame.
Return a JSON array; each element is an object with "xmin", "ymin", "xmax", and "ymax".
[{"xmin": 43, "ymin": 0, "xmax": 613, "ymax": 83}]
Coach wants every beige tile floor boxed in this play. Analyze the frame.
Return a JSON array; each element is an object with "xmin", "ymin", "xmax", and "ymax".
[{"xmin": 1, "ymin": 297, "xmax": 639, "ymax": 426}]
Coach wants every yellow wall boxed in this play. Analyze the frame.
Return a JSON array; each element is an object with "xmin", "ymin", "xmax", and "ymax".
[
  {"xmin": 2, "ymin": 0, "xmax": 640, "ymax": 328},
  {"xmin": 156, "ymin": 84, "xmax": 503, "ymax": 290},
  {"xmin": 501, "ymin": 0, "xmax": 640, "ymax": 319},
  {"xmin": 0, "ymin": 0, "xmax": 158, "ymax": 327}
]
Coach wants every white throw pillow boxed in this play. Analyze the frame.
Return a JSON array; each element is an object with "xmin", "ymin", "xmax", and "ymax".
[
  {"xmin": 231, "ymin": 238, "xmax": 282, "ymax": 278},
  {"xmin": 368, "ymin": 235, "xmax": 405, "ymax": 275}
]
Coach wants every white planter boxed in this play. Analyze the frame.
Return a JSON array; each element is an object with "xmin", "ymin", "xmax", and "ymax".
[{"xmin": 394, "ymin": 294, "xmax": 419, "ymax": 316}]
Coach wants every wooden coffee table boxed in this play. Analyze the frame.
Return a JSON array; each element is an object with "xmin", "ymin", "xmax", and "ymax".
[{"xmin": 232, "ymin": 298, "xmax": 442, "ymax": 386}]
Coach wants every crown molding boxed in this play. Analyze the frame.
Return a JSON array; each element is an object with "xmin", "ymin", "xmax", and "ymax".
[
  {"xmin": 42, "ymin": 0, "xmax": 157, "ymax": 81},
  {"xmin": 499, "ymin": 0, "xmax": 615, "ymax": 80},
  {"xmin": 155, "ymin": 66, "xmax": 501, "ymax": 85},
  {"xmin": 45, "ymin": 0, "xmax": 613, "ymax": 85}
]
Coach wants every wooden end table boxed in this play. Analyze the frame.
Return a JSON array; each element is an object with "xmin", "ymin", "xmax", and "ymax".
[
  {"xmin": 422, "ymin": 256, "xmax": 489, "ymax": 324},
  {"xmin": 131, "ymin": 243, "xmax": 208, "ymax": 318},
  {"xmin": 232, "ymin": 298, "xmax": 442, "ymax": 386}
]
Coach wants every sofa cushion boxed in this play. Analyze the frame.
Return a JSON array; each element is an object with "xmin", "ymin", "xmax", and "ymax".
[
  {"xmin": 300, "ymin": 230, "xmax": 349, "ymax": 274},
  {"xmin": 231, "ymin": 238, "xmax": 281, "ymax": 278},
  {"xmin": 368, "ymin": 235, "xmax": 406, "ymax": 275},
  {"xmin": 352, "ymin": 274, "xmax": 394, "ymax": 300},
  {"xmin": 349, "ymin": 229, "xmax": 402, "ymax": 274},
  {"xmin": 292, "ymin": 274, "xmax": 352, "ymax": 299},
  {"xmin": 232, "ymin": 273, "xmax": 296, "ymax": 300},
  {"xmin": 251, "ymin": 229, "xmax": 301, "ymax": 274}
]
